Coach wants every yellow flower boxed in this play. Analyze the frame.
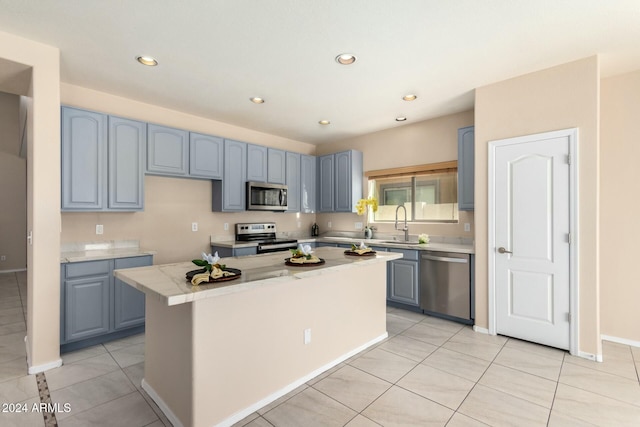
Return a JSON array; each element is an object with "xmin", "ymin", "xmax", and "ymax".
[{"xmin": 355, "ymin": 197, "xmax": 378, "ymax": 215}]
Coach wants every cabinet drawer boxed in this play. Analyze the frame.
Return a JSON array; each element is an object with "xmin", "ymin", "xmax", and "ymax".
[
  {"xmin": 386, "ymin": 248, "xmax": 419, "ymax": 261},
  {"xmin": 65, "ymin": 260, "xmax": 110, "ymax": 278}
]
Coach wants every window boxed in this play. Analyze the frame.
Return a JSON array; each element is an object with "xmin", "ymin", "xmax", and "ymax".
[{"xmin": 366, "ymin": 161, "xmax": 459, "ymax": 223}]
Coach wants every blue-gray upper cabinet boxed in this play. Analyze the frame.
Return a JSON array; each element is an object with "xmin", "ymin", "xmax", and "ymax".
[
  {"xmin": 113, "ymin": 256, "xmax": 151, "ymax": 330},
  {"xmin": 247, "ymin": 144, "xmax": 268, "ymax": 182},
  {"xmin": 108, "ymin": 116, "xmax": 146, "ymax": 211},
  {"xmin": 267, "ymin": 148, "xmax": 286, "ymax": 184},
  {"xmin": 189, "ymin": 132, "xmax": 223, "ymax": 179},
  {"xmin": 61, "ymin": 107, "xmax": 108, "ymax": 210},
  {"xmin": 286, "ymin": 152, "xmax": 301, "ymax": 212},
  {"xmin": 212, "ymin": 139, "xmax": 247, "ymax": 212},
  {"xmin": 458, "ymin": 126, "xmax": 475, "ymax": 211},
  {"xmin": 334, "ymin": 150, "xmax": 363, "ymax": 212},
  {"xmin": 317, "ymin": 154, "xmax": 334, "ymax": 212},
  {"xmin": 146, "ymin": 124, "xmax": 189, "ymax": 176},
  {"xmin": 300, "ymin": 154, "xmax": 316, "ymax": 213}
]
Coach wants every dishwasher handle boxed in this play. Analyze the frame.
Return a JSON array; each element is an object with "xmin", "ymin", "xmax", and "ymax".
[{"xmin": 421, "ymin": 254, "xmax": 468, "ymax": 264}]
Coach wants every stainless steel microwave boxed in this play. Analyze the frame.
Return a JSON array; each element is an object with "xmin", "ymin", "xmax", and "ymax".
[{"xmin": 246, "ymin": 181, "xmax": 288, "ymax": 211}]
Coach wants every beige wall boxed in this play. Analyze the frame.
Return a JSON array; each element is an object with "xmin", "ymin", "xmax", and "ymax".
[
  {"xmin": 0, "ymin": 30, "xmax": 61, "ymax": 370},
  {"xmin": 60, "ymin": 84, "xmax": 317, "ymax": 264},
  {"xmin": 0, "ymin": 92, "xmax": 26, "ymax": 271},
  {"xmin": 316, "ymin": 110, "xmax": 475, "ymax": 239},
  {"xmin": 475, "ymin": 56, "xmax": 601, "ymax": 355},
  {"xmin": 600, "ymin": 70, "xmax": 640, "ymax": 342}
]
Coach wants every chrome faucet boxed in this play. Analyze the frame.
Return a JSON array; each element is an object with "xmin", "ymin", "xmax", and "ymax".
[{"xmin": 395, "ymin": 205, "xmax": 409, "ymax": 241}]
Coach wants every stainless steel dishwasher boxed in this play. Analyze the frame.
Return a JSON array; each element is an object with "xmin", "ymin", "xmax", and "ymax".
[{"xmin": 420, "ymin": 251, "xmax": 472, "ymax": 324}]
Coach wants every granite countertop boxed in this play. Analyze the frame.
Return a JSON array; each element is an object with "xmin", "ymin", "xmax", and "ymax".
[
  {"xmin": 60, "ymin": 240, "xmax": 156, "ymax": 263},
  {"xmin": 114, "ymin": 247, "xmax": 402, "ymax": 306}
]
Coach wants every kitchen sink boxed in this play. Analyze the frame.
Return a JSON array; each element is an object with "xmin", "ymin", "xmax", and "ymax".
[{"xmin": 379, "ymin": 240, "xmax": 422, "ymax": 245}]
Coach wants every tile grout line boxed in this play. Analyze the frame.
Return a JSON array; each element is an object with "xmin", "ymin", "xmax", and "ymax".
[{"xmin": 36, "ymin": 372, "xmax": 58, "ymax": 427}]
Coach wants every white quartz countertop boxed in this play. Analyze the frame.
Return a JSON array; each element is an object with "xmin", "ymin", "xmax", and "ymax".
[
  {"xmin": 315, "ymin": 237, "xmax": 475, "ymax": 254},
  {"xmin": 60, "ymin": 241, "xmax": 156, "ymax": 263},
  {"xmin": 114, "ymin": 247, "xmax": 402, "ymax": 306}
]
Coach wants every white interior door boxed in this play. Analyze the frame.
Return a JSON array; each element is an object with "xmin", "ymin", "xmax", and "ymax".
[{"xmin": 492, "ymin": 132, "xmax": 572, "ymax": 350}]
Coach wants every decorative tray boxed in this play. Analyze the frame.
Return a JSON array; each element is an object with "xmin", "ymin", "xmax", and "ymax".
[
  {"xmin": 284, "ymin": 258, "xmax": 326, "ymax": 267},
  {"xmin": 343, "ymin": 250, "xmax": 377, "ymax": 257},
  {"xmin": 185, "ymin": 268, "xmax": 242, "ymax": 283}
]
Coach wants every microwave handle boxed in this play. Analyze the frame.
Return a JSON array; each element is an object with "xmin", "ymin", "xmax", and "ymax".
[{"xmin": 279, "ymin": 189, "xmax": 284, "ymax": 206}]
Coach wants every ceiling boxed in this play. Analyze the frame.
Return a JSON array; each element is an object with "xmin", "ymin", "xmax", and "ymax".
[{"xmin": 1, "ymin": 1, "xmax": 639, "ymax": 144}]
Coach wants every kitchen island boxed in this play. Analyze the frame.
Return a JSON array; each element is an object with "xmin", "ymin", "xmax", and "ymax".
[{"xmin": 114, "ymin": 247, "xmax": 402, "ymax": 427}]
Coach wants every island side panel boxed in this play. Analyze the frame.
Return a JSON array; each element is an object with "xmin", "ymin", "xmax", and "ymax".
[
  {"xmin": 144, "ymin": 296, "xmax": 194, "ymax": 427},
  {"xmin": 191, "ymin": 261, "xmax": 388, "ymax": 426}
]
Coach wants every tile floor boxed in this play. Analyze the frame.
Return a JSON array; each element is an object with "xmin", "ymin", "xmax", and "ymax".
[{"xmin": 1, "ymin": 271, "xmax": 640, "ymax": 426}]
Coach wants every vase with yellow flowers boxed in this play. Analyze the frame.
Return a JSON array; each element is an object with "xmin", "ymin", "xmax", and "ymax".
[{"xmin": 355, "ymin": 196, "xmax": 378, "ymax": 239}]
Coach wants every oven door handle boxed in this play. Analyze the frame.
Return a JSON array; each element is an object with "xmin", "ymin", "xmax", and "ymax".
[{"xmin": 258, "ymin": 242, "xmax": 298, "ymax": 251}]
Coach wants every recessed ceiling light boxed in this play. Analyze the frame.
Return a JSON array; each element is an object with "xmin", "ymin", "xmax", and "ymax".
[
  {"xmin": 136, "ymin": 56, "xmax": 158, "ymax": 66},
  {"xmin": 402, "ymin": 94, "xmax": 417, "ymax": 101},
  {"xmin": 250, "ymin": 97, "xmax": 265, "ymax": 104},
  {"xmin": 319, "ymin": 120, "xmax": 331, "ymax": 125},
  {"xmin": 335, "ymin": 53, "xmax": 357, "ymax": 65},
  {"xmin": 396, "ymin": 117, "xmax": 407, "ymax": 122}
]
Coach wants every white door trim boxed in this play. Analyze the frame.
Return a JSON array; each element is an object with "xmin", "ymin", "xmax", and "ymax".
[{"xmin": 488, "ymin": 128, "xmax": 579, "ymax": 356}]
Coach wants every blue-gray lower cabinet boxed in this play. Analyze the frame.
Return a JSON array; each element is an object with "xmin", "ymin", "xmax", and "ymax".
[
  {"xmin": 63, "ymin": 264, "xmax": 110, "ymax": 342},
  {"xmin": 387, "ymin": 249, "xmax": 420, "ymax": 307},
  {"xmin": 61, "ymin": 255, "xmax": 152, "ymax": 351},
  {"xmin": 113, "ymin": 257, "xmax": 149, "ymax": 330},
  {"xmin": 210, "ymin": 245, "xmax": 257, "ymax": 257}
]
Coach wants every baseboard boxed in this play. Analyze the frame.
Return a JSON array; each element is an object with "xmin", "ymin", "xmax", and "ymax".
[
  {"xmin": 142, "ymin": 379, "xmax": 184, "ymax": 427},
  {"xmin": 28, "ymin": 358, "xmax": 63, "ymax": 374},
  {"xmin": 0, "ymin": 268, "xmax": 27, "ymax": 274},
  {"xmin": 601, "ymin": 334, "xmax": 640, "ymax": 348},
  {"xmin": 473, "ymin": 325, "xmax": 489, "ymax": 334},
  {"xmin": 143, "ymin": 332, "xmax": 388, "ymax": 427},
  {"xmin": 577, "ymin": 351, "xmax": 603, "ymax": 362}
]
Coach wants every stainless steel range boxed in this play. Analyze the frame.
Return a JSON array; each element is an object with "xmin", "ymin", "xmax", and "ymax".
[{"xmin": 235, "ymin": 222, "xmax": 298, "ymax": 254}]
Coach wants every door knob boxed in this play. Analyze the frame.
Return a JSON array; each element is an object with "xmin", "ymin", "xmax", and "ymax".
[{"xmin": 498, "ymin": 247, "xmax": 512, "ymax": 254}]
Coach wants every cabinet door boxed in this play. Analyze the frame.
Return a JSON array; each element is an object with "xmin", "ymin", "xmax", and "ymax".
[
  {"xmin": 317, "ymin": 155, "xmax": 334, "ymax": 212},
  {"xmin": 458, "ymin": 126, "xmax": 475, "ymax": 210},
  {"xmin": 64, "ymin": 275, "xmax": 110, "ymax": 342},
  {"xmin": 267, "ymin": 148, "xmax": 286, "ymax": 184},
  {"xmin": 300, "ymin": 155, "xmax": 316, "ymax": 213},
  {"xmin": 108, "ymin": 116, "xmax": 145, "ymax": 210},
  {"xmin": 388, "ymin": 260, "xmax": 419, "ymax": 306},
  {"xmin": 190, "ymin": 132, "xmax": 223, "ymax": 179},
  {"xmin": 113, "ymin": 256, "xmax": 152, "ymax": 330},
  {"xmin": 247, "ymin": 144, "xmax": 268, "ymax": 182},
  {"xmin": 335, "ymin": 150, "xmax": 363, "ymax": 212},
  {"xmin": 61, "ymin": 107, "xmax": 107, "ymax": 210},
  {"xmin": 286, "ymin": 152, "xmax": 301, "ymax": 212},
  {"xmin": 222, "ymin": 139, "xmax": 247, "ymax": 211},
  {"xmin": 146, "ymin": 124, "xmax": 189, "ymax": 176}
]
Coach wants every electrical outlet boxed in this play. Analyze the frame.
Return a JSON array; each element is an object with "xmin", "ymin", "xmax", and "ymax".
[
  {"xmin": 327, "ymin": 221, "xmax": 332, "ymax": 228},
  {"xmin": 0, "ymin": 255, "xmax": 6, "ymax": 262},
  {"xmin": 223, "ymin": 223, "xmax": 229, "ymax": 231},
  {"xmin": 304, "ymin": 328, "xmax": 311, "ymax": 345},
  {"xmin": 192, "ymin": 222, "xmax": 198, "ymax": 232},
  {"xmin": 355, "ymin": 222, "xmax": 363, "ymax": 230},
  {"xmin": 464, "ymin": 223, "xmax": 471, "ymax": 232},
  {"xmin": 96, "ymin": 224, "xmax": 103, "ymax": 235}
]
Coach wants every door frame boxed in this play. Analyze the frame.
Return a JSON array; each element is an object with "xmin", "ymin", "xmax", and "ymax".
[{"xmin": 488, "ymin": 128, "xmax": 579, "ymax": 356}]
